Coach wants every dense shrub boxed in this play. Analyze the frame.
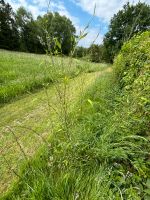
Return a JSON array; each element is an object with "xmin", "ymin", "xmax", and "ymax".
[
  {"xmin": 114, "ymin": 31, "xmax": 150, "ymax": 136},
  {"xmin": 114, "ymin": 31, "xmax": 150, "ymax": 88},
  {"xmin": 73, "ymin": 46, "xmax": 87, "ymax": 58}
]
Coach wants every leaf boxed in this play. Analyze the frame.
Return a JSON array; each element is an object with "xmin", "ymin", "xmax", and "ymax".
[
  {"xmin": 144, "ymin": 189, "xmax": 150, "ymax": 195},
  {"xmin": 55, "ymin": 39, "xmax": 61, "ymax": 49},
  {"xmin": 87, "ymin": 99, "xmax": 94, "ymax": 107},
  {"xmin": 144, "ymin": 195, "xmax": 150, "ymax": 200},
  {"xmin": 146, "ymin": 179, "xmax": 150, "ymax": 188},
  {"xmin": 64, "ymin": 76, "xmax": 69, "ymax": 84},
  {"xmin": 79, "ymin": 32, "xmax": 88, "ymax": 40},
  {"xmin": 122, "ymin": 135, "xmax": 148, "ymax": 142}
]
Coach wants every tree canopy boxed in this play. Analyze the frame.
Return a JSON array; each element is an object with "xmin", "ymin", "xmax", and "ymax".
[
  {"xmin": 16, "ymin": 7, "xmax": 45, "ymax": 53},
  {"xmin": 0, "ymin": 0, "xmax": 76, "ymax": 55},
  {"xmin": 103, "ymin": 2, "xmax": 150, "ymax": 63},
  {"xmin": 0, "ymin": 0, "xmax": 19, "ymax": 50},
  {"xmin": 36, "ymin": 12, "xmax": 76, "ymax": 55},
  {"xmin": 88, "ymin": 44, "xmax": 105, "ymax": 63}
]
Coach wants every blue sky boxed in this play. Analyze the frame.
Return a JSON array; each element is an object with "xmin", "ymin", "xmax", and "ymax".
[{"xmin": 6, "ymin": 0, "xmax": 150, "ymax": 47}]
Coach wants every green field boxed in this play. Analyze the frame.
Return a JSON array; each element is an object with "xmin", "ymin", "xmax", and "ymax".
[
  {"xmin": 0, "ymin": 31, "xmax": 150, "ymax": 200},
  {"xmin": 0, "ymin": 50, "xmax": 107, "ymax": 105},
  {"xmin": 0, "ymin": 50, "xmax": 108, "ymax": 195}
]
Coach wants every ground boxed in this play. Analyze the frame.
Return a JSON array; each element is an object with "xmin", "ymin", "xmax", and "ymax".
[{"xmin": 0, "ymin": 68, "xmax": 111, "ymax": 194}]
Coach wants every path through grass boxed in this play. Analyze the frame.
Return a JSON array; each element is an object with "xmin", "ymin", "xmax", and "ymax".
[
  {"xmin": 0, "ymin": 50, "xmax": 107, "ymax": 105},
  {"xmin": 0, "ymin": 68, "xmax": 110, "ymax": 194}
]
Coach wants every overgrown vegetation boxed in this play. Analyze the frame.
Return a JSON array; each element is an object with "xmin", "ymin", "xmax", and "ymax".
[
  {"xmin": 0, "ymin": 66, "xmax": 104, "ymax": 195},
  {"xmin": 2, "ymin": 31, "xmax": 150, "ymax": 200},
  {"xmin": 88, "ymin": 44, "xmax": 105, "ymax": 63},
  {"xmin": 103, "ymin": 2, "xmax": 150, "ymax": 63}
]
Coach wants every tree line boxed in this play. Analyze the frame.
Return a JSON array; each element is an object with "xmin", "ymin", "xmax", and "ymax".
[
  {"xmin": 0, "ymin": 0, "xmax": 150, "ymax": 62},
  {"xmin": 0, "ymin": 0, "xmax": 76, "ymax": 55}
]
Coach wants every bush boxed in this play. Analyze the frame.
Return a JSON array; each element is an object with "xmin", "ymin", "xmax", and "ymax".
[
  {"xmin": 88, "ymin": 44, "xmax": 105, "ymax": 63},
  {"xmin": 103, "ymin": 2, "xmax": 150, "ymax": 63},
  {"xmin": 73, "ymin": 46, "xmax": 87, "ymax": 58},
  {"xmin": 114, "ymin": 31, "xmax": 150, "ymax": 88},
  {"xmin": 114, "ymin": 31, "xmax": 150, "ymax": 137}
]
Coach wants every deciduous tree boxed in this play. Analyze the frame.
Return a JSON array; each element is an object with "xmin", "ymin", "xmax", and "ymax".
[
  {"xmin": 103, "ymin": 2, "xmax": 150, "ymax": 63},
  {"xmin": 36, "ymin": 12, "xmax": 76, "ymax": 55},
  {"xmin": 0, "ymin": 0, "xmax": 19, "ymax": 50}
]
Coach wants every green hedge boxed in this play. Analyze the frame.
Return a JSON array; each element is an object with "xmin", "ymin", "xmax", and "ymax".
[
  {"xmin": 114, "ymin": 31, "xmax": 150, "ymax": 137},
  {"xmin": 114, "ymin": 31, "xmax": 150, "ymax": 89}
]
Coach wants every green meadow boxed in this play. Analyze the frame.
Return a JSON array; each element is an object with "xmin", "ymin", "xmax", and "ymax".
[
  {"xmin": 0, "ymin": 50, "xmax": 107, "ymax": 105},
  {"xmin": 0, "ymin": 31, "xmax": 150, "ymax": 200},
  {"xmin": 0, "ymin": 49, "xmax": 108, "ymax": 195}
]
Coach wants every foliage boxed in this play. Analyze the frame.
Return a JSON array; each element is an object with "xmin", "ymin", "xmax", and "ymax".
[
  {"xmin": 0, "ymin": 0, "xmax": 19, "ymax": 50},
  {"xmin": 0, "ymin": 0, "xmax": 150, "ymax": 197},
  {"xmin": 114, "ymin": 31, "xmax": 150, "ymax": 88},
  {"xmin": 16, "ymin": 7, "xmax": 44, "ymax": 53},
  {"xmin": 36, "ymin": 12, "xmax": 76, "ymax": 55},
  {"xmin": 103, "ymin": 2, "xmax": 150, "ymax": 63},
  {"xmin": 114, "ymin": 30, "xmax": 150, "ymax": 136},
  {"xmin": 3, "ymin": 69, "xmax": 149, "ymax": 199},
  {"xmin": 0, "ymin": 0, "xmax": 76, "ymax": 55},
  {"xmin": 88, "ymin": 44, "xmax": 105, "ymax": 63},
  {"xmin": 73, "ymin": 46, "xmax": 87, "ymax": 58}
]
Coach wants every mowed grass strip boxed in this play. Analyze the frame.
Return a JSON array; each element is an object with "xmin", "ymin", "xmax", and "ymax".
[
  {"xmin": 0, "ymin": 50, "xmax": 107, "ymax": 105},
  {"xmin": 0, "ymin": 68, "xmax": 106, "ymax": 194}
]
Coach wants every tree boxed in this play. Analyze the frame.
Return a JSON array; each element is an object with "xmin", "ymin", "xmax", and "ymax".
[
  {"xmin": 0, "ymin": 0, "xmax": 19, "ymax": 50},
  {"xmin": 88, "ymin": 44, "xmax": 105, "ymax": 63},
  {"xmin": 74, "ymin": 46, "xmax": 87, "ymax": 58},
  {"xmin": 0, "ymin": 1, "xmax": 76, "ymax": 54},
  {"xmin": 36, "ymin": 12, "xmax": 76, "ymax": 55},
  {"xmin": 103, "ymin": 2, "xmax": 150, "ymax": 63},
  {"xmin": 16, "ymin": 7, "xmax": 44, "ymax": 53}
]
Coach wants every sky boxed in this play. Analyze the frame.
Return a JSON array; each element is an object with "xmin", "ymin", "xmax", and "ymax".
[{"xmin": 6, "ymin": 0, "xmax": 150, "ymax": 47}]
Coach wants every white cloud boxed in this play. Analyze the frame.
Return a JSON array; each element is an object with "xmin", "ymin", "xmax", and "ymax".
[
  {"xmin": 51, "ymin": 1, "xmax": 104, "ymax": 47},
  {"xmin": 52, "ymin": 2, "xmax": 103, "ymax": 47},
  {"xmin": 71, "ymin": 0, "xmax": 150, "ymax": 22},
  {"xmin": 28, "ymin": 5, "xmax": 45, "ymax": 17},
  {"xmin": 6, "ymin": 0, "xmax": 46, "ymax": 18},
  {"xmin": 50, "ymin": 1, "xmax": 80, "ymax": 27},
  {"xmin": 6, "ymin": 0, "xmax": 79, "ymax": 24},
  {"xmin": 6, "ymin": 0, "xmax": 22, "ymax": 10},
  {"xmin": 32, "ymin": 0, "xmax": 47, "ymax": 8}
]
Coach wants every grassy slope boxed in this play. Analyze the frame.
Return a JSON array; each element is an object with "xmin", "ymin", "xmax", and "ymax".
[
  {"xmin": 0, "ymin": 66, "xmax": 107, "ymax": 195},
  {"xmin": 1, "ymin": 68, "xmax": 112, "ymax": 198},
  {"xmin": 3, "ymin": 68, "xmax": 149, "ymax": 200},
  {"xmin": 0, "ymin": 49, "xmax": 107, "ymax": 105}
]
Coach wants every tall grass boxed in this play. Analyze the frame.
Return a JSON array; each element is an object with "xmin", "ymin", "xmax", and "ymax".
[
  {"xmin": 7, "ymin": 73, "xmax": 150, "ymax": 199},
  {"xmin": 2, "ymin": 31, "xmax": 150, "ymax": 200},
  {"xmin": 0, "ymin": 48, "xmax": 107, "ymax": 195}
]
